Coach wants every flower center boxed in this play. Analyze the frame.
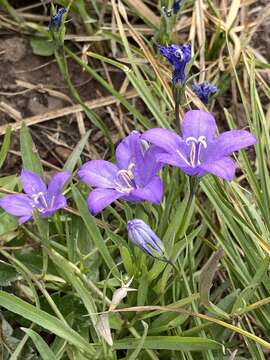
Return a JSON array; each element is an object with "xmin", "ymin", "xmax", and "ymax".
[
  {"xmin": 31, "ymin": 192, "xmax": 55, "ymax": 213},
  {"xmin": 114, "ymin": 163, "xmax": 135, "ymax": 194},
  {"xmin": 174, "ymin": 48, "xmax": 184, "ymax": 60},
  {"xmin": 176, "ymin": 136, "xmax": 207, "ymax": 168}
]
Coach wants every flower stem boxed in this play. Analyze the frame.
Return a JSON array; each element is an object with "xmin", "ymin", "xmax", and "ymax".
[{"xmin": 173, "ymin": 84, "xmax": 183, "ymax": 132}]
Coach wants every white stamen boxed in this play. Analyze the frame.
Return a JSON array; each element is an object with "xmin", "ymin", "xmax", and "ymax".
[
  {"xmin": 114, "ymin": 163, "xmax": 135, "ymax": 193},
  {"xmin": 176, "ymin": 149, "xmax": 190, "ymax": 166},
  {"xmin": 184, "ymin": 136, "xmax": 208, "ymax": 167}
]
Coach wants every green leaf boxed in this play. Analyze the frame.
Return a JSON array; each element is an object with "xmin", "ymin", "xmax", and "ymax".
[
  {"xmin": 20, "ymin": 123, "xmax": 43, "ymax": 176},
  {"xmin": 21, "ymin": 328, "xmax": 57, "ymax": 360},
  {"xmin": 0, "ymin": 126, "xmax": 11, "ymax": 169},
  {"xmin": 48, "ymin": 248, "xmax": 98, "ymax": 329},
  {"xmin": 128, "ymin": 321, "xmax": 148, "ymax": 360},
  {"xmin": 72, "ymin": 186, "xmax": 120, "ymax": 278},
  {"xmin": 0, "ymin": 291, "xmax": 95, "ymax": 356},
  {"xmin": 30, "ymin": 37, "xmax": 56, "ymax": 56},
  {"xmin": 199, "ymin": 248, "xmax": 223, "ymax": 306},
  {"xmin": 0, "ymin": 261, "xmax": 19, "ymax": 287},
  {"xmin": 0, "ymin": 212, "xmax": 18, "ymax": 236},
  {"xmin": 113, "ymin": 336, "xmax": 222, "ymax": 351},
  {"xmin": 63, "ymin": 130, "xmax": 91, "ymax": 172}
]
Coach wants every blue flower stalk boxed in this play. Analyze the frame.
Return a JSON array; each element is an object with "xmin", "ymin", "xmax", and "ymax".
[{"xmin": 159, "ymin": 43, "xmax": 191, "ymax": 131}]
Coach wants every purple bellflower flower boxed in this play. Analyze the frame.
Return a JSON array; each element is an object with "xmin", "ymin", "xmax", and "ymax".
[
  {"xmin": 49, "ymin": 7, "xmax": 67, "ymax": 29},
  {"xmin": 0, "ymin": 170, "xmax": 71, "ymax": 224},
  {"xmin": 142, "ymin": 110, "xmax": 257, "ymax": 181},
  {"xmin": 128, "ymin": 219, "xmax": 165, "ymax": 258},
  {"xmin": 192, "ymin": 82, "xmax": 218, "ymax": 104},
  {"xmin": 159, "ymin": 43, "xmax": 191, "ymax": 84},
  {"xmin": 78, "ymin": 132, "xmax": 163, "ymax": 215}
]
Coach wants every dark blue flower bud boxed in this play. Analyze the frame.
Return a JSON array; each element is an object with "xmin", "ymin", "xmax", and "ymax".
[
  {"xmin": 192, "ymin": 82, "xmax": 218, "ymax": 104},
  {"xmin": 49, "ymin": 7, "xmax": 67, "ymax": 30},
  {"xmin": 173, "ymin": 0, "xmax": 182, "ymax": 14},
  {"xmin": 127, "ymin": 219, "xmax": 165, "ymax": 258},
  {"xmin": 159, "ymin": 43, "xmax": 191, "ymax": 84}
]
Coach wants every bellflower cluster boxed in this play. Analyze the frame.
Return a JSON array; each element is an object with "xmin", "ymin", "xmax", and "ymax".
[
  {"xmin": 78, "ymin": 132, "xmax": 163, "ymax": 215},
  {"xmin": 159, "ymin": 43, "xmax": 191, "ymax": 84},
  {"xmin": 142, "ymin": 110, "xmax": 257, "ymax": 181},
  {"xmin": 0, "ymin": 170, "xmax": 71, "ymax": 224},
  {"xmin": 49, "ymin": 7, "xmax": 67, "ymax": 30},
  {"xmin": 127, "ymin": 219, "xmax": 165, "ymax": 258},
  {"xmin": 192, "ymin": 82, "xmax": 218, "ymax": 104}
]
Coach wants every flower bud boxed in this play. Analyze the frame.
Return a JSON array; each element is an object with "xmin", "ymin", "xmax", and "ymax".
[
  {"xmin": 127, "ymin": 219, "xmax": 165, "ymax": 258},
  {"xmin": 192, "ymin": 82, "xmax": 218, "ymax": 104}
]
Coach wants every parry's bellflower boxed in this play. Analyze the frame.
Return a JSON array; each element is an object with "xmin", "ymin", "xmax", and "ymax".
[
  {"xmin": 192, "ymin": 82, "xmax": 218, "ymax": 104},
  {"xmin": 0, "ymin": 170, "xmax": 71, "ymax": 224},
  {"xmin": 78, "ymin": 132, "xmax": 163, "ymax": 215},
  {"xmin": 127, "ymin": 219, "xmax": 165, "ymax": 258},
  {"xmin": 159, "ymin": 43, "xmax": 191, "ymax": 84},
  {"xmin": 142, "ymin": 110, "xmax": 257, "ymax": 181}
]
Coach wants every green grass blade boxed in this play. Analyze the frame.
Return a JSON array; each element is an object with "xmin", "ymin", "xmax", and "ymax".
[
  {"xmin": 22, "ymin": 328, "xmax": 57, "ymax": 360},
  {"xmin": 0, "ymin": 126, "xmax": 11, "ymax": 169},
  {"xmin": 113, "ymin": 336, "xmax": 222, "ymax": 351},
  {"xmin": 20, "ymin": 123, "xmax": 43, "ymax": 176},
  {"xmin": 63, "ymin": 130, "xmax": 91, "ymax": 173}
]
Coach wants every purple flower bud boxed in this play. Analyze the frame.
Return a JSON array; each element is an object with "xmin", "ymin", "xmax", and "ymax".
[
  {"xmin": 127, "ymin": 219, "xmax": 165, "ymax": 258},
  {"xmin": 192, "ymin": 82, "xmax": 218, "ymax": 104},
  {"xmin": 173, "ymin": 0, "xmax": 182, "ymax": 14},
  {"xmin": 159, "ymin": 43, "xmax": 191, "ymax": 84},
  {"xmin": 49, "ymin": 7, "xmax": 67, "ymax": 30}
]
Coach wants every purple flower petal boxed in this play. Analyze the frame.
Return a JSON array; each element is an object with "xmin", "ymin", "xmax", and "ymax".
[
  {"xmin": 47, "ymin": 171, "xmax": 71, "ymax": 197},
  {"xmin": 78, "ymin": 160, "xmax": 118, "ymax": 189},
  {"xmin": 19, "ymin": 215, "xmax": 33, "ymax": 225},
  {"xmin": 87, "ymin": 188, "xmax": 123, "ymax": 215},
  {"xmin": 139, "ymin": 145, "xmax": 164, "ymax": 186},
  {"xmin": 0, "ymin": 194, "xmax": 33, "ymax": 223},
  {"xmin": 131, "ymin": 176, "xmax": 163, "ymax": 204},
  {"xmin": 181, "ymin": 110, "xmax": 217, "ymax": 142},
  {"xmin": 21, "ymin": 169, "xmax": 47, "ymax": 197},
  {"xmin": 212, "ymin": 130, "xmax": 257, "ymax": 157},
  {"xmin": 199, "ymin": 157, "xmax": 236, "ymax": 181},
  {"xmin": 142, "ymin": 128, "xmax": 183, "ymax": 154},
  {"xmin": 157, "ymin": 151, "xmax": 196, "ymax": 175},
  {"xmin": 115, "ymin": 131, "xmax": 141, "ymax": 169}
]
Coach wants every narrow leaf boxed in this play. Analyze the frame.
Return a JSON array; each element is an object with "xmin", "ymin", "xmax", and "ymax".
[
  {"xmin": 22, "ymin": 328, "xmax": 57, "ymax": 360},
  {"xmin": 199, "ymin": 248, "xmax": 223, "ymax": 306},
  {"xmin": 0, "ymin": 291, "xmax": 95, "ymax": 356},
  {"xmin": 0, "ymin": 126, "xmax": 11, "ymax": 169},
  {"xmin": 64, "ymin": 130, "xmax": 91, "ymax": 173},
  {"xmin": 20, "ymin": 123, "xmax": 43, "ymax": 176},
  {"xmin": 113, "ymin": 336, "xmax": 222, "ymax": 351}
]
